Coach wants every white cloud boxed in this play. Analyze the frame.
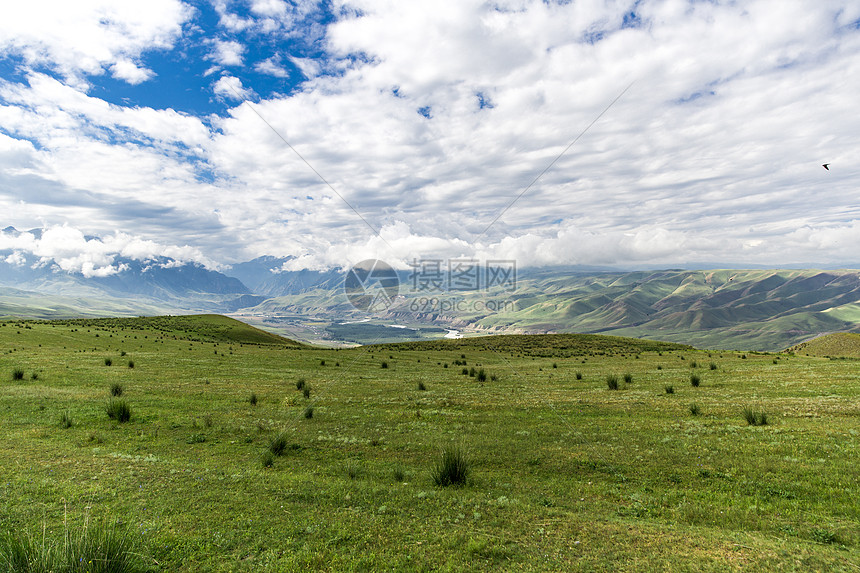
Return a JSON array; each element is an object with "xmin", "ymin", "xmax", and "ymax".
[
  {"xmin": 254, "ymin": 57, "xmax": 290, "ymax": 78},
  {"xmin": 0, "ymin": 0, "xmax": 190, "ymax": 88},
  {"xmin": 0, "ymin": 225, "xmax": 220, "ymax": 278},
  {"xmin": 110, "ymin": 59, "xmax": 154, "ymax": 85},
  {"xmin": 208, "ymin": 39, "xmax": 245, "ymax": 66},
  {"xmin": 213, "ymin": 75, "xmax": 255, "ymax": 101},
  {"xmin": 2, "ymin": 0, "xmax": 860, "ymax": 273}
]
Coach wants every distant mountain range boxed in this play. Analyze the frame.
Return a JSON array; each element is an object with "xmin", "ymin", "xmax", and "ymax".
[{"xmin": 1, "ymin": 227, "xmax": 859, "ymax": 350}]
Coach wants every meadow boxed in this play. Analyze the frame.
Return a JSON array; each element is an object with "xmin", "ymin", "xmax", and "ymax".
[{"xmin": 0, "ymin": 315, "xmax": 857, "ymax": 571}]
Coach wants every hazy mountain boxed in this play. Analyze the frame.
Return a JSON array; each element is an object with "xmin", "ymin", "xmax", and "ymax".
[{"xmin": 2, "ymin": 229, "xmax": 858, "ymax": 350}]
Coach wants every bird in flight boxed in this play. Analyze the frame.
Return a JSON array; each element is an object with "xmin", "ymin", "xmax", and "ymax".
[{"xmin": 822, "ymin": 164, "xmax": 830, "ymax": 170}]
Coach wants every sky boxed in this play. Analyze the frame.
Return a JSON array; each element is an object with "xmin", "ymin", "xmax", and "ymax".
[{"xmin": 0, "ymin": 0, "xmax": 859, "ymax": 277}]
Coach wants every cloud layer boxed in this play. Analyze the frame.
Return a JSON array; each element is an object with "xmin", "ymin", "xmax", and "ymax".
[{"xmin": 1, "ymin": 0, "xmax": 859, "ymax": 274}]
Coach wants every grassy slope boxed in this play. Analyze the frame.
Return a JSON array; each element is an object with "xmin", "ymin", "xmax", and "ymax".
[
  {"xmin": 0, "ymin": 317, "xmax": 858, "ymax": 571},
  {"xmin": 788, "ymin": 332, "xmax": 860, "ymax": 358}
]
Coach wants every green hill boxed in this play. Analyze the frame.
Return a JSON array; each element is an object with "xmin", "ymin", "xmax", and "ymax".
[
  {"xmin": 371, "ymin": 332, "xmax": 690, "ymax": 356},
  {"xmin": 788, "ymin": 332, "xmax": 860, "ymax": 358},
  {"xmin": 38, "ymin": 314, "xmax": 304, "ymax": 347}
]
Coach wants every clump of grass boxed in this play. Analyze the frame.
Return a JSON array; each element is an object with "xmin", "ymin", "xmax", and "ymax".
[
  {"xmin": 606, "ymin": 374, "xmax": 619, "ymax": 390},
  {"xmin": 127, "ymin": 360, "xmax": 134, "ymax": 369},
  {"xmin": 742, "ymin": 407, "xmax": 769, "ymax": 426},
  {"xmin": 0, "ymin": 521, "xmax": 148, "ymax": 573},
  {"xmin": 203, "ymin": 413, "xmax": 213, "ymax": 428},
  {"xmin": 476, "ymin": 368, "xmax": 487, "ymax": 382},
  {"xmin": 393, "ymin": 465, "xmax": 406, "ymax": 482},
  {"xmin": 690, "ymin": 374, "xmax": 701, "ymax": 387},
  {"xmin": 664, "ymin": 385, "xmax": 674, "ymax": 394},
  {"xmin": 104, "ymin": 358, "xmax": 112, "ymax": 366},
  {"xmin": 461, "ymin": 367, "xmax": 469, "ymax": 375},
  {"xmin": 12, "ymin": 368, "xmax": 24, "ymax": 381},
  {"xmin": 110, "ymin": 383, "xmax": 123, "ymax": 397},
  {"xmin": 261, "ymin": 451, "xmax": 275, "ymax": 468},
  {"xmin": 432, "ymin": 445, "xmax": 471, "ymax": 487},
  {"xmin": 623, "ymin": 373, "xmax": 633, "ymax": 384},
  {"xmin": 106, "ymin": 399, "xmax": 131, "ymax": 423},
  {"xmin": 381, "ymin": 361, "xmax": 388, "ymax": 369},
  {"xmin": 303, "ymin": 406, "xmax": 314, "ymax": 419},
  {"xmin": 60, "ymin": 411, "xmax": 74, "ymax": 428},
  {"xmin": 345, "ymin": 460, "xmax": 361, "ymax": 479},
  {"xmin": 302, "ymin": 386, "xmax": 311, "ymax": 399},
  {"xmin": 552, "ymin": 363, "xmax": 558, "ymax": 369},
  {"xmin": 468, "ymin": 367, "xmax": 477, "ymax": 377},
  {"xmin": 30, "ymin": 372, "xmax": 38, "ymax": 381},
  {"xmin": 575, "ymin": 371, "xmax": 582, "ymax": 380},
  {"xmin": 656, "ymin": 365, "xmax": 663, "ymax": 370},
  {"xmin": 690, "ymin": 361, "xmax": 698, "ymax": 368},
  {"xmin": 709, "ymin": 362, "xmax": 717, "ymax": 370},
  {"xmin": 268, "ymin": 432, "xmax": 289, "ymax": 456},
  {"xmin": 811, "ymin": 528, "xmax": 838, "ymax": 544},
  {"xmin": 417, "ymin": 381, "xmax": 427, "ymax": 391},
  {"xmin": 296, "ymin": 378, "xmax": 306, "ymax": 390},
  {"xmin": 248, "ymin": 392, "xmax": 258, "ymax": 406},
  {"xmin": 689, "ymin": 403, "xmax": 701, "ymax": 416}
]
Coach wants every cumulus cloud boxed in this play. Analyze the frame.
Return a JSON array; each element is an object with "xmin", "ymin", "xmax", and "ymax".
[
  {"xmin": 208, "ymin": 39, "xmax": 245, "ymax": 66},
  {"xmin": 213, "ymin": 75, "xmax": 255, "ymax": 100}
]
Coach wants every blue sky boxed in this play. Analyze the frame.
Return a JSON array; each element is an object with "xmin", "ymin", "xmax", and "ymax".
[{"xmin": 1, "ymin": 0, "xmax": 860, "ymax": 277}]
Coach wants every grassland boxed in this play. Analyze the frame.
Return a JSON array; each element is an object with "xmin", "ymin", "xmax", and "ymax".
[{"xmin": 0, "ymin": 315, "xmax": 858, "ymax": 571}]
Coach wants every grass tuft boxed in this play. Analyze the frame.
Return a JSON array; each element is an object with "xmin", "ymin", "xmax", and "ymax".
[
  {"xmin": 248, "ymin": 392, "xmax": 258, "ymax": 406},
  {"xmin": 303, "ymin": 406, "xmax": 314, "ymax": 419},
  {"xmin": 690, "ymin": 374, "xmax": 701, "ymax": 387},
  {"xmin": 689, "ymin": 403, "xmax": 701, "ymax": 416},
  {"xmin": 742, "ymin": 407, "xmax": 769, "ymax": 426},
  {"xmin": 0, "ymin": 521, "xmax": 148, "ymax": 573},
  {"xmin": 12, "ymin": 368, "xmax": 24, "ymax": 381},
  {"xmin": 268, "ymin": 432, "xmax": 289, "ymax": 456},
  {"xmin": 106, "ymin": 399, "xmax": 131, "ymax": 423},
  {"xmin": 575, "ymin": 371, "xmax": 582, "ymax": 380},
  {"xmin": 261, "ymin": 451, "xmax": 275, "ymax": 468},
  {"xmin": 104, "ymin": 358, "xmax": 112, "ymax": 366},
  {"xmin": 623, "ymin": 373, "xmax": 633, "ymax": 384},
  {"xmin": 110, "ymin": 383, "xmax": 123, "ymax": 397},
  {"xmin": 606, "ymin": 375, "xmax": 619, "ymax": 390},
  {"xmin": 431, "ymin": 444, "xmax": 471, "ymax": 487},
  {"xmin": 60, "ymin": 411, "xmax": 74, "ymax": 429},
  {"xmin": 664, "ymin": 385, "xmax": 674, "ymax": 394},
  {"xmin": 417, "ymin": 381, "xmax": 427, "ymax": 391},
  {"xmin": 296, "ymin": 378, "xmax": 306, "ymax": 390}
]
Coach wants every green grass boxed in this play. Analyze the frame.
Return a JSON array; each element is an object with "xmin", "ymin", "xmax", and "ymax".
[
  {"xmin": 0, "ymin": 316, "xmax": 857, "ymax": 571},
  {"xmin": 0, "ymin": 521, "xmax": 148, "ymax": 572}
]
